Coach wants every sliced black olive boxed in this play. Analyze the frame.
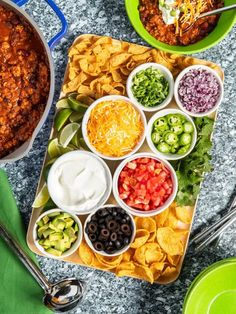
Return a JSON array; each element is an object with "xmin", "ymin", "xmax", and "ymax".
[
  {"xmin": 115, "ymin": 240, "xmax": 121, "ymax": 249},
  {"xmin": 110, "ymin": 232, "xmax": 117, "ymax": 242},
  {"xmin": 94, "ymin": 241, "xmax": 104, "ymax": 251},
  {"xmin": 105, "ymin": 247, "xmax": 116, "ymax": 254},
  {"xmin": 88, "ymin": 222, "xmax": 98, "ymax": 233},
  {"xmin": 97, "ymin": 208, "xmax": 108, "ymax": 217},
  {"xmin": 91, "ymin": 215, "xmax": 97, "ymax": 221},
  {"xmin": 112, "ymin": 210, "xmax": 118, "ymax": 217},
  {"xmin": 107, "ymin": 219, "xmax": 118, "ymax": 230},
  {"xmin": 121, "ymin": 224, "xmax": 131, "ymax": 235},
  {"xmin": 98, "ymin": 218, "xmax": 105, "ymax": 225},
  {"xmin": 101, "ymin": 228, "xmax": 110, "ymax": 238},
  {"xmin": 123, "ymin": 237, "xmax": 130, "ymax": 245},
  {"xmin": 105, "ymin": 215, "xmax": 113, "ymax": 224},
  {"xmin": 105, "ymin": 241, "xmax": 113, "ymax": 248},
  {"xmin": 89, "ymin": 233, "xmax": 97, "ymax": 242}
]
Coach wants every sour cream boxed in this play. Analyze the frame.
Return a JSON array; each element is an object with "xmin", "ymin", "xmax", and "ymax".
[
  {"xmin": 47, "ymin": 151, "xmax": 112, "ymax": 214},
  {"xmin": 159, "ymin": 0, "xmax": 180, "ymax": 25}
]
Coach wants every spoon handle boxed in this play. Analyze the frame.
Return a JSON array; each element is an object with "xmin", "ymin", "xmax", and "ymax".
[
  {"xmin": 200, "ymin": 4, "xmax": 236, "ymax": 19},
  {"xmin": 0, "ymin": 222, "xmax": 51, "ymax": 292}
]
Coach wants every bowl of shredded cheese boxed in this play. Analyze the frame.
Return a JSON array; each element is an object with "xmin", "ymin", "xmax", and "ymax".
[{"xmin": 82, "ymin": 95, "xmax": 147, "ymax": 160}]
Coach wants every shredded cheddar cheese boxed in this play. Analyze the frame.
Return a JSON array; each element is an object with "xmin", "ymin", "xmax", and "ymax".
[
  {"xmin": 87, "ymin": 100, "xmax": 144, "ymax": 157},
  {"xmin": 174, "ymin": 0, "xmax": 213, "ymax": 33}
]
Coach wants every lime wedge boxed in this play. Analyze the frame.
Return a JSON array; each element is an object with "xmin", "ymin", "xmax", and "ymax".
[
  {"xmin": 45, "ymin": 158, "xmax": 57, "ymax": 167},
  {"xmin": 59, "ymin": 123, "xmax": 80, "ymax": 148},
  {"xmin": 48, "ymin": 138, "xmax": 61, "ymax": 158},
  {"xmin": 68, "ymin": 95, "xmax": 89, "ymax": 113},
  {"xmin": 79, "ymin": 138, "xmax": 89, "ymax": 151},
  {"xmin": 69, "ymin": 112, "xmax": 84, "ymax": 123},
  {"xmin": 60, "ymin": 144, "xmax": 77, "ymax": 154},
  {"xmin": 32, "ymin": 183, "xmax": 50, "ymax": 208},
  {"xmin": 56, "ymin": 98, "xmax": 70, "ymax": 109},
  {"xmin": 71, "ymin": 126, "xmax": 83, "ymax": 147},
  {"xmin": 54, "ymin": 108, "xmax": 73, "ymax": 132},
  {"xmin": 71, "ymin": 133, "xmax": 80, "ymax": 148},
  {"xmin": 43, "ymin": 198, "xmax": 57, "ymax": 211}
]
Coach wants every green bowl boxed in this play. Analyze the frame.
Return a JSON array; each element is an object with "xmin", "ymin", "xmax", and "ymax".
[
  {"xmin": 183, "ymin": 258, "xmax": 236, "ymax": 314},
  {"xmin": 125, "ymin": 0, "xmax": 236, "ymax": 54}
]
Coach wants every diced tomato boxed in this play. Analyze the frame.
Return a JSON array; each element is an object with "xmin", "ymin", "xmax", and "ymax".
[
  {"xmin": 126, "ymin": 162, "xmax": 137, "ymax": 170},
  {"xmin": 163, "ymin": 182, "xmax": 169, "ymax": 190},
  {"xmin": 158, "ymin": 187, "xmax": 166, "ymax": 197},
  {"xmin": 119, "ymin": 192, "xmax": 129, "ymax": 199},
  {"xmin": 136, "ymin": 189, "xmax": 146, "ymax": 197},
  {"xmin": 118, "ymin": 157, "xmax": 173, "ymax": 211}
]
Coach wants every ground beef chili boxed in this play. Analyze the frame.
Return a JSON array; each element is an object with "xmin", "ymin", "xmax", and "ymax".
[
  {"xmin": 0, "ymin": 5, "xmax": 50, "ymax": 158},
  {"xmin": 139, "ymin": 0, "xmax": 224, "ymax": 46}
]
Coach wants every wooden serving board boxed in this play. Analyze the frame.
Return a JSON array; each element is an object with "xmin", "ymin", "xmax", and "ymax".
[{"xmin": 27, "ymin": 34, "xmax": 223, "ymax": 284}]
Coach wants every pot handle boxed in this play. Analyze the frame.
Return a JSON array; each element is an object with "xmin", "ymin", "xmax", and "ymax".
[{"xmin": 12, "ymin": 0, "xmax": 68, "ymax": 50}]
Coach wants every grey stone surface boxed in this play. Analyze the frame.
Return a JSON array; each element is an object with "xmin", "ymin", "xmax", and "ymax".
[{"xmin": 1, "ymin": 0, "xmax": 236, "ymax": 313}]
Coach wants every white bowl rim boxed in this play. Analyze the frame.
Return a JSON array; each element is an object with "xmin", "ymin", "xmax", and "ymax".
[
  {"xmin": 33, "ymin": 208, "xmax": 83, "ymax": 259},
  {"xmin": 146, "ymin": 108, "xmax": 197, "ymax": 161},
  {"xmin": 47, "ymin": 150, "xmax": 112, "ymax": 215},
  {"xmin": 82, "ymin": 95, "xmax": 147, "ymax": 161},
  {"xmin": 126, "ymin": 62, "xmax": 174, "ymax": 112},
  {"xmin": 174, "ymin": 64, "xmax": 224, "ymax": 118},
  {"xmin": 83, "ymin": 204, "xmax": 136, "ymax": 257},
  {"xmin": 112, "ymin": 152, "xmax": 178, "ymax": 217}
]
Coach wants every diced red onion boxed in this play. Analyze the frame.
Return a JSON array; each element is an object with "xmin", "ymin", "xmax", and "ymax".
[{"xmin": 178, "ymin": 69, "xmax": 221, "ymax": 114}]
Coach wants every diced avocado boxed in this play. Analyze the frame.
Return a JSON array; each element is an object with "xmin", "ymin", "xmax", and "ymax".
[
  {"xmin": 49, "ymin": 232, "xmax": 63, "ymax": 241},
  {"xmin": 55, "ymin": 240, "xmax": 69, "ymax": 252},
  {"xmin": 37, "ymin": 220, "xmax": 44, "ymax": 228},
  {"xmin": 64, "ymin": 218, "xmax": 74, "ymax": 228},
  {"xmin": 64, "ymin": 227, "xmax": 75, "ymax": 238},
  {"xmin": 56, "ymin": 213, "xmax": 71, "ymax": 220},
  {"xmin": 42, "ymin": 239, "xmax": 56, "ymax": 247},
  {"xmin": 49, "ymin": 222, "xmax": 60, "ymax": 232},
  {"xmin": 46, "ymin": 248, "xmax": 62, "ymax": 257},
  {"xmin": 37, "ymin": 211, "xmax": 79, "ymax": 255},
  {"xmin": 74, "ymin": 223, "xmax": 79, "ymax": 232},
  {"xmin": 42, "ymin": 215, "xmax": 49, "ymax": 225},
  {"xmin": 63, "ymin": 233, "xmax": 70, "ymax": 242},
  {"xmin": 42, "ymin": 228, "xmax": 55, "ymax": 238},
  {"xmin": 37, "ymin": 224, "xmax": 49, "ymax": 238},
  {"xmin": 52, "ymin": 218, "xmax": 66, "ymax": 230},
  {"xmin": 47, "ymin": 212, "xmax": 61, "ymax": 218}
]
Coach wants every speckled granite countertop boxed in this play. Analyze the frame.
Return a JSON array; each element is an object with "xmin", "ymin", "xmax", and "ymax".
[{"xmin": 1, "ymin": 0, "xmax": 236, "ymax": 313}]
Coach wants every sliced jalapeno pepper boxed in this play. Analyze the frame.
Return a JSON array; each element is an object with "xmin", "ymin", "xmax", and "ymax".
[
  {"xmin": 171, "ymin": 124, "xmax": 183, "ymax": 135},
  {"xmin": 180, "ymin": 133, "xmax": 192, "ymax": 146},
  {"xmin": 183, "ymin": 122, "xmax": 194, "ymax": 133},
  {"xmin": 153, "ymin": 117, "xmax": 168, "ymax": 132},
  {"xmin": 151, "ymin": 131, "xmax": 162, "ymax": 144},
  {"xmin": 167, "ymin": 114, "xmax": 182, "ymax": 126},
  {"xmin": 164, "ymin": 132, "xmax": 178, "ymax": 145},
  {"xmin": 177, "ymin": 145, "xmax": 190, "ymax": 155},
  {"xmin": 157, "ymin": 142, "xmax": 171, "ymax": 154}
]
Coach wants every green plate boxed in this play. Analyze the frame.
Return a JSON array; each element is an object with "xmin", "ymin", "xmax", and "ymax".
[
  {"xmin": 183, "ymin": 259, "xmax": 236, "ymax": 314},
  {"xmin": 125, "ymin": 0, "xmax": 236, "ymax": 54}
]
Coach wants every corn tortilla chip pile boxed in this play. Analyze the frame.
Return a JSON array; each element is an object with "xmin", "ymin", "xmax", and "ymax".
[{"xmin": 78, "ymin": 202, "xmax": 193, "ymax": 283}]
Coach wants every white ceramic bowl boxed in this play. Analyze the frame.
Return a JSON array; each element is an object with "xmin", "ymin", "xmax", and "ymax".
[
  {"xmin": 174, "ymin": 65, "xmax": 224, "ymax": 117},
  {"xmin": 126, "ymin": 63, "xmax": 174, "ymax": 112},
  {"xmin": 47, "ymin": 151, "xmax": 112, "ymax": 215},
  {"xmin": 33, "ymin": 208, "xmax": 83, "ymax": 259},
  {"xmin": 82, "ymin": 95, "xmax": 146, "ymax": 161},
  {"xmin": 84, "ymin": 204, "xmax": 136, "ymax": 257},
  {"xmin": 113, "ymin": 153, "xmax": 178, "ymax": 217},
  {"xmin": 146, "ymin": 109, "xmax": 197, "ymax": 161}
]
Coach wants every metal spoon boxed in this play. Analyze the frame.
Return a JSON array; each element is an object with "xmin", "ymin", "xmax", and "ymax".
[
  {"xmin": 0, "ymin": 222, "xmax": 85, "ymax": 312},
  {"xmin": 182, "ymin": 4, "xmax": 236, "ymax": 33}
]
